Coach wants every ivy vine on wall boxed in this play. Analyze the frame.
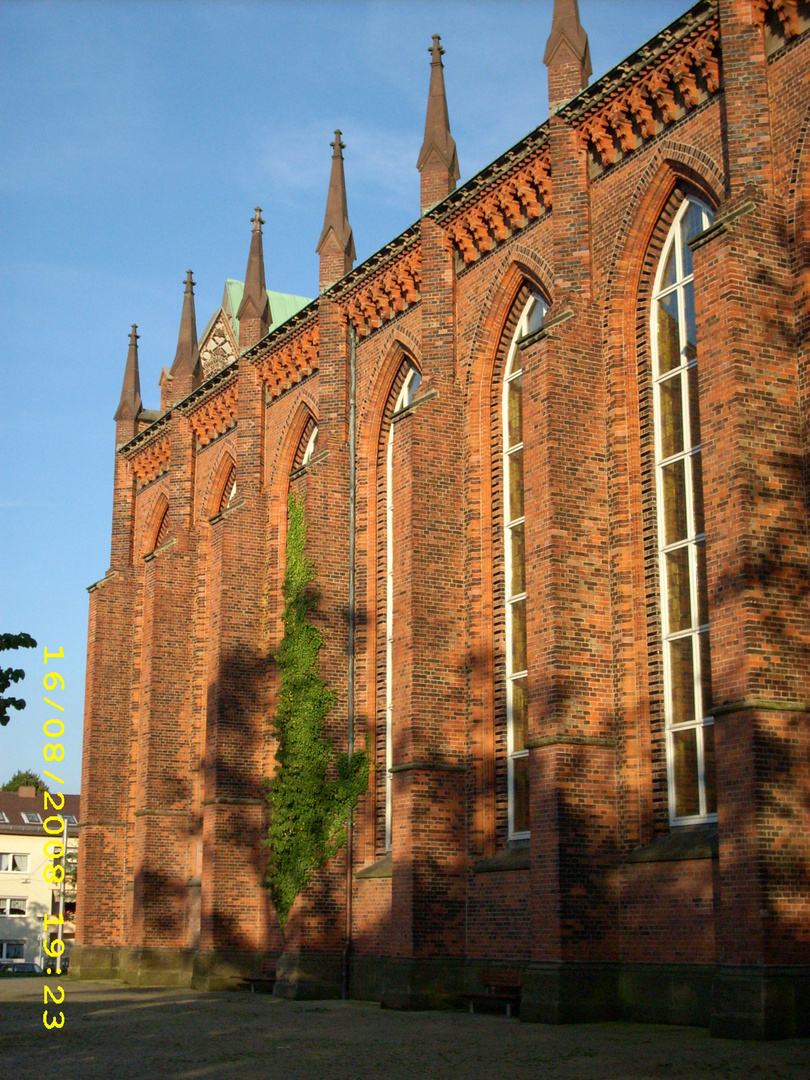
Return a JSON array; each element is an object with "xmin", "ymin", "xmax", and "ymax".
[{"xmin": 263, "ymin": 493, "xmax": 368, "ymax": 930}]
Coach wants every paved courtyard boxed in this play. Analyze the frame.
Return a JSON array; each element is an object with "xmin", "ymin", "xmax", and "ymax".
[{"xmin": 0, "ymin": 979, "xmax": 808, "ymax": 1080}]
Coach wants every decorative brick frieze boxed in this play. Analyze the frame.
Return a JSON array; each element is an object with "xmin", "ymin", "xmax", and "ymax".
[
  {"xmin": 752, "ymin": 0, "xmax": 810, "ymax": 50},
  {"xmin": 576, "ymin": 18, "xmax": 721, "ymax": 176},
  {"xmin": 253, "ymin": 317, "xmax": 320, "ymax": 398},
  {"xmin": 124, "ymin": 421, "xmax": 172, "ymax": 489},
  {"xmin": 444, "ymin": 152, "xmax": 553, "ymax": 271},
  {"xmin": 185, "ymin": 376, "xmax": 238, "ymax": 449},
  {"xmin": 344, "ymin": 244, "xmax": 422, "ymax": 339}
]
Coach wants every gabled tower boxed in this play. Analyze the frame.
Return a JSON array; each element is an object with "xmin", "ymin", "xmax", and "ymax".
[
  {"xmin": 543, "ymin": 0, "xmax": 592, "ymax": 112},
  {"xmin": 316, "ymin": 131, "xmax": 356, "ymax": 293},
  {"xmin": 416, "ymin": 35, "xmax": 459, "ymax": 213},
  {"xmin": 168, "ymin": 270, "xmax": 201, "ymax": 404},
  {"xmin": 237, "ymin": 207, "xmax": 271, "ymax": 351}
]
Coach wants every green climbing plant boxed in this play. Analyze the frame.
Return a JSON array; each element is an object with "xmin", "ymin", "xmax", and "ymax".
[{"xmin": 263, "ymin": 493, "xmax": 368, "ymax": 930}]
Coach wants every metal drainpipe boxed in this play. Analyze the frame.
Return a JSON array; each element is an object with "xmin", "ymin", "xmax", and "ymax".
[{"xmin": 342, "ymin": 323, "xmax": 357, "ymax": 1000}]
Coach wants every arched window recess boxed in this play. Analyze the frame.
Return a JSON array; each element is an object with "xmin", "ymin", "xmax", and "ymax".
[
  {"xmin": 144, "ymin": 496, "xmax": 170, "ymax": 557},
  {"xmin": 650, "ymin": 195, "xmax": 717, "ymax": 824},
  {"xmin": 291, "ymin": 415, "xmax": 319, "ymax": 474},
  {"xmin": 208, "ymin": 456, "xmax": 238, "ymax": 519},
  {"xmin": 382, "ymin": 362, "xmax": 421, "ymax": 850},
  {"xmin": 220, "ymin": 466, "xmax": 237, "ymax": 513},
  {"xmin": 502, "ymin": 291, "xmax": 546, "ymax": 840}
]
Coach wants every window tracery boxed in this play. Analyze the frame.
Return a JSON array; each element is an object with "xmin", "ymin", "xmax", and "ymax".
[
  {"xmin": 651, "ymin": 196, "xmax": 717, "ymax": 823},
  {"xmin": 502, "ymin": 293, "xmax": 546, "ymax": 838},
  {"xmin": 384, "ymin": 365, "xmax": 421, "ymax": 849}
]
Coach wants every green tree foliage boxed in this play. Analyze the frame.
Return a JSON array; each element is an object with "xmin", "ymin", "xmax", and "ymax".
[
  {"xmin": 2, "ymin": 769, "xmax": 49, "ymax": 793},
  {"xmin": 263, "ymin": 494, "xmax": 368, "ymax": 930},
  {"xmin": 1, "ymin": 632, "xmax": 37, "ymax": 726}
]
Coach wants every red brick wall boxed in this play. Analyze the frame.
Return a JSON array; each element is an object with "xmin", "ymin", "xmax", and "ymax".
[{"xmin": 78, "ymin": 7, "xmax": 810, "ymax": 994}]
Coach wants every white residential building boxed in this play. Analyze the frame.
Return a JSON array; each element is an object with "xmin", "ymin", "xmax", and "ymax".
[{"xmin": 0, "ymin": 786, "xmax": 79, "ymax": 967}]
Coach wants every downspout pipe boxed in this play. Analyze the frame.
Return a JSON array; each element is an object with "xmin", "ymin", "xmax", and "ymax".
[{"xmin": 342, "ymin": 323, "xmax": 357, "ymax": 1000}]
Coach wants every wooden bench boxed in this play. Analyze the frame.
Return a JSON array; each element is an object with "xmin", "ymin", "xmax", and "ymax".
[
  {"xmin": 461, "ymin": 968, "xmax": 522, "ymax": 1018},
  {"xmin": 241, "ymin": 958, "xmax": 275, "ymax": 994}
]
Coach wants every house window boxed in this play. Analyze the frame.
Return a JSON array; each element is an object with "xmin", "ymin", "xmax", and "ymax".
[
  {"xmin": 63, "ymin": 815, "xmax": 78, "ymax": 826},
  {"xmin": 0, "ymin": 898, "xmax": 26, "ymax": 916},
  {"xmin": 503, "ymin": 293, "xmax": 546, "ymax": 838},
  {"xmin": 0, "ymin": 813, "xmax": 8, "ymax": 823},
  {"xmin": 0, "ymin": 941, "xmax": 24, "ymax": 960},
  {"xmin": 385, "ymin": 366, "xmax": 421, "ymax": 850},
  {"xmin": 651, "ymin": 196, "xmax": 717, "ymax": 823},
  {"xmin": 21, "ymin": 813, "xmax": 42, "ymax": 825},
  {"xmin": 0, "ymin": 854, "xmax": 29, "ymax": 872}
]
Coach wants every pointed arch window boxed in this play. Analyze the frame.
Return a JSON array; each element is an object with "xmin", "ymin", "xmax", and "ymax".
[
  {"xmin": 301, "ymin": 425, "xmax": 318, "ymax": 465},
  {"xmin": 651, "ymin": 196, "xmax": 717, "ymax": 823},
  {"xmin": 503, "ymin": 292, "xmax": 546, "ymax": 839},
  {"xmin": 293, "ymin": 416, "xmax": 319, "ymax": 472},
  {"xmin": 384, "ymin": 364, "xmax": 421, "ymax": 850},
  {"xmin": 145, "ymin": 496, "xmax": 170, "ymax": 555},
  {"xmin": 220, "ymin": 465, "xmax": 237, "ymax": 512}
]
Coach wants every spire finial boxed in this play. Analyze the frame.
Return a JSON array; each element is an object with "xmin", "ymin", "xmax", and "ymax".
[
  {"xmin": 544, "ymin": 0, "xmax": 591, "ymax": 109},
  {"xmin": 238, "ymin": 206, "xmax": 271, "ymax": 348},
  {"xmin": 170, "ymin": 270, "xmax": 201, "ymax": 399},
  {"xmin": 417, "ymin": 33, "xmax": 459, "ymax": 212},
  {"xmin": 317, "ymin": 129, "xmax": 356, "ymax": 291},
  {"xmin": 114, "ymin": 323, "xmax": 143, "ymax": 421}
]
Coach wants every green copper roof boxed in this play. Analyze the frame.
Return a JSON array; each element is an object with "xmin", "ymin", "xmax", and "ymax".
[{"xmin": 223, "ymin": 279, "xmax": 311, "ymax": 338}]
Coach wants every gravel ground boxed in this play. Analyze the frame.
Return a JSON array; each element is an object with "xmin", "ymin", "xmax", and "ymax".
[{"xmin": 1, "ymin": 979, "xmax": 808, "ymax": 1080}]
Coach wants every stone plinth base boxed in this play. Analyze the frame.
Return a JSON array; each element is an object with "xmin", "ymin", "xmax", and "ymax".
[
  {"xmin": 710, "ymin": 966, "xmax": 810, "ymax": 1040},
  {"xmin": 272, "ymin": 950, "xmax": 343, "ymax": 1000}
]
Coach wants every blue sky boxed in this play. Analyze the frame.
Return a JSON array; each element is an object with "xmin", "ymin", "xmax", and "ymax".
[{"xmin": 0, "ymin": 0, "xmax": 692, "ymax": 793}]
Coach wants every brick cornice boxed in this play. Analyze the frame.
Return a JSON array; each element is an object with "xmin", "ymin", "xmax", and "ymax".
[
  {"xmin": 123, "ymin": 426, "xmax": 171, "ymax": 489},
  {"xmin": 324, "ymin": 223, "xmax": 420, "ymax": 300},
  {"xmin": 429, "ymin": 126, "xmax": 550, "ymax": 224},
  {"xmin": 564, "ymin": 5, "xmax": 721, "ymax": 177},
  {"xmin": 252, "ymin": 316, "xmax": 320, "ymax": 399},
  {"xmin": 751, "ymin": 0, "xmax": 810, "ymax": 52},
  {"xmin": 119, "ymin": 410, "xmax": 171, "ymax": 455},
  {"xmin": 184, "ymin": 375, "xmax": 238, "ymax": 449},
  {"xmin": 341, "ymin": 239, "xmax": 422, "ymax": 340},
  {"xmin": 558, "ymin": 1, "xmax": 717, "ymax": 125}
]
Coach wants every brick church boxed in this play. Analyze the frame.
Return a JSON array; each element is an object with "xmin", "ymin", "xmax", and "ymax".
[{"xmin": 75, "ymin": 0, "xmax": 810, "ymax": 1039}]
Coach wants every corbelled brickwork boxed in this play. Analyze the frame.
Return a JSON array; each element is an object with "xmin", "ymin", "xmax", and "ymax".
[{"xmin": 75, "ymin": 0, "xmax": 810, "ymax": 1037}]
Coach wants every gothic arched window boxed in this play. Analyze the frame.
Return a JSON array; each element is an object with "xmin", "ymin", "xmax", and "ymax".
[
  {"xmin": 651, "ymin": 196, "xmax": 717, "ymax": 823},
  {"xmin": 503, "ymin": 293, "xmax": 546, "ymax": 838},
  {"xmin": 301, "ymin": 425, "xmax": 318, "ymax": 465},
  {"xmin": 384, "ymin": 364, "xmax": 421, "ymax": 850}
]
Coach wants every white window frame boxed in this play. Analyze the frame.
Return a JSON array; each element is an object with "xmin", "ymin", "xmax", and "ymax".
[
  {"xmin": 0, "ymin": 898, "xmax": 26, "ymax": 917},
  {"xmin": 503, "ymin": 293, "xmax": 546, "ymax": 840},
  {"xmin": 651, "ymin": 196, "xmax": 717, "ymax": 825},
  {"xmin": 0, "ymin": 813, "xmax": 8, "ymax": 823},
  {"xmin": 301, "ymin": 425, "xmax": 319, "ymax": 465},
  {"xmin": 384, "ymin": 366, "xmax": 421, "ymax": 850},
  {"xmin": 21, "ymin": 812, "xmax": 42, "ymax": 825},
  {"xmin": 0, "ymin": 940, "xmax": 25, "ymax": 960},
  {"xmin": 0, "ymin": 854, "xmax": 29, "ymax": 873}
]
